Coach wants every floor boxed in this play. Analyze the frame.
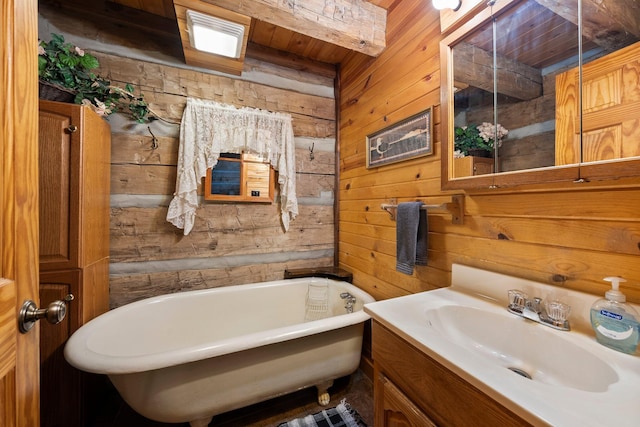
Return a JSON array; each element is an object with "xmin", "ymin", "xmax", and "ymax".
[{"xmin": 88, "ymin": 369, "xmax": 373, "ymax": 426}]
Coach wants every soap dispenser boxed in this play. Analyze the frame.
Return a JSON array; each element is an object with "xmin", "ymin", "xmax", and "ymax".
[{"xmin": 590, "ymin": 277, "xmax": 640, "ymax": 354}]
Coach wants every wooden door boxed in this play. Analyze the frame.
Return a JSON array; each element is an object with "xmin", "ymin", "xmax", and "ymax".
[
  {"xmin": 556, "ymin": 41, "xmax": 640, "ymax": 165},
  {"xmin": 1, "ymin": 0, "xmax": 41, "ymax": 426}
]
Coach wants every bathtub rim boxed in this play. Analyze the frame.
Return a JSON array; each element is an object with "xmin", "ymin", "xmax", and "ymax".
[{"xmin": 64, "ymin": 278, "xmax": 374, "ymax": 375}]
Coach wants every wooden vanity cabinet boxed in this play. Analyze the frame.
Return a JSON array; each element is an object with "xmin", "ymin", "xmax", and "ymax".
[
  {"xmin": 376, "ymin": 373, "xmax": 436, "ymax": 427},
  {"xmin": 372, "ymin": 321, "xmax": 532, "ymax": 427},
  {"xmin": 38, "ymin": 100, "xmax": 111, "ymax": 427}
]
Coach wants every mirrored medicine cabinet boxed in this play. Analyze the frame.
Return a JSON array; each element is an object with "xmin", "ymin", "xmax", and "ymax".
[{"xmin": 440, "ymin": 0, "xmax": 640, "ymax": 189}]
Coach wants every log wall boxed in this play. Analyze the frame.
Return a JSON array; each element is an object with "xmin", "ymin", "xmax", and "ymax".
[
  {"xmin": 39, "ymin": 10, "xmax": 338, "ymax": 308},
  {"xmin": 103, "ymin": 55, "xmax": 338, "ymax": 308},
  {"xmin": 338, "ymin": 0, "xmax": 640, "ymax": 304}
]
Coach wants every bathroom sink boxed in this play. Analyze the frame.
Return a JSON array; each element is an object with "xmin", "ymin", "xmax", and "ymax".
[
  {"xmin": 425, "ymin": 304, "xmax": 618, "ymax": 392},
  {"xmin": 364, "ymin": 264, "xmax": 640, "ymax": 427}
]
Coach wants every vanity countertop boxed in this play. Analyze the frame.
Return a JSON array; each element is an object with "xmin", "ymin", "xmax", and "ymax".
[{"xmin": 365, "ymin": 264, "xmax": 640, "ymax": 427}]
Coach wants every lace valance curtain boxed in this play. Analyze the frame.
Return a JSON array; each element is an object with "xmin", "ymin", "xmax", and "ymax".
[{"xmin": 166, "ymin": 97, "xmax": 298, "ymax": 235}]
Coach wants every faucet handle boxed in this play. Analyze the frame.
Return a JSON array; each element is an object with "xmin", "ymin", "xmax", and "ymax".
[
  {"xmin": 545, "ymin": 300, "xmax": 571, "ymax": 323},
  {"xmin": 507, "ymin": 289, "xmax": 527, "ymax": 311}
]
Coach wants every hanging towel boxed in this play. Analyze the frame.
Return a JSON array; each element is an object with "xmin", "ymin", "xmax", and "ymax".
[{"xmin": 396, "ymin": 202, "xmax": 428, "ymax": 275}]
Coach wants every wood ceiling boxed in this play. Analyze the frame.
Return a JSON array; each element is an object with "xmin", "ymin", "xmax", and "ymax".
[
  {"xmin": 464, "ymin": 1, "xmax": 585, "ymax": 70},
  {"xmin": 40, "ymin": 0, "xmax": 397, "ymax": 73},
  {"xmin": 39, "ymin": 0, "xmax": 639, "ymax": 76}
]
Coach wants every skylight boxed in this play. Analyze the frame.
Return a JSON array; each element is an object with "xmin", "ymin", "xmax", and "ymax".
[{"xmin": 186, "ymin": 9, "xmax": 245, "ymax": 59}]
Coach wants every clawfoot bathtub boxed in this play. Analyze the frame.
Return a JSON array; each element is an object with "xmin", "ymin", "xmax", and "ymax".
[{"xmin": 64, "ymin": 277, "xmax": 374, "ymax": 426}]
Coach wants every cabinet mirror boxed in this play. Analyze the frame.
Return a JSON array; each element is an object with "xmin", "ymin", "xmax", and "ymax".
[{"xmin": 441, "ymin": 0, "xmax": 640, "ymax": 189}]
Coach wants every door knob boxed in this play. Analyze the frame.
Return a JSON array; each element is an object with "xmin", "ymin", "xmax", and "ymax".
[{"xmin": 18, "ymin": 298, "xmax": 69, "ymax": 334}]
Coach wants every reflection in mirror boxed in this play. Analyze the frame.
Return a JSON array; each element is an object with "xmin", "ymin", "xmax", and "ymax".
[
  {"xmin": 559, "ymin": 14, "xmax": 640, "ymax": 165},
  {"xmin": 448, "ymin": 0, "xmax": 640, "ymax": 181},
  {"xmin": 452, "ymin": 0, "xmax": 581, "ymax": 176}
]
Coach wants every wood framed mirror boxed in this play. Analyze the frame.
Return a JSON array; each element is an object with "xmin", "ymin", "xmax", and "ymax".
[
  {"xmin": 204, "ymin": 152, "xmax": 275, "ymax": 203},
  {"xmin": 441, "ymin": 0, "xmax": 640, "ymax": 190}
]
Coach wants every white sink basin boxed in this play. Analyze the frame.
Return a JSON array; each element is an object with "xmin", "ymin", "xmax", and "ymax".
[
  {"xmin": 364, "ymin": 264, "xmax": 640, "ymax": 427},
  {"xmin": 425, "ymin": 304, "xmax": 618, "ymax": 392}
]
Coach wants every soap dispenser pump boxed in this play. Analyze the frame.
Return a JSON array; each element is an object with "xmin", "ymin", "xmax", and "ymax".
[{"xmin": 590, "ymin": 277, "xmax": 640, "ymax": 354}]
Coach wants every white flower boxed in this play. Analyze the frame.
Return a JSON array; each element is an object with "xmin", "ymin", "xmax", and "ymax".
[
  {"xmin": 476, "ymin": 122, "xmax": 508, "ymax": 148},
  {"xmin": 81, "ymin": 99, "xmax": 102, "ymax": 115},
  {"xmin": 74, "ymin": 46, "xmax": 85, "ymax": 57},
  {"xmin": 81, "ymin": 98, "xmax": 112, "ymax": 116},
  {"xmin": 453, "ymin": 149, "xmax": 466, "ymax": 158},
  {"xmin": 38, "ymin": 45, "xmax": 45, "ymax": 55}
]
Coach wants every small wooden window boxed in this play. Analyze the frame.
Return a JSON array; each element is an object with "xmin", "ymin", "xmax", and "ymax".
[{"xmin": 204, "ymin": 152, "xmax": 275, "ymax": 203}]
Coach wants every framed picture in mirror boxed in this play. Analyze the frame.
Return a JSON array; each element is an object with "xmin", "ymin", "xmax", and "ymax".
[{"xmin": 366, "ymin": 107, "xmax": 433, "ymax": 168}]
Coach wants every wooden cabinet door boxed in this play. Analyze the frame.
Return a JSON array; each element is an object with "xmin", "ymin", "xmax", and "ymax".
[
  {"xmin": 375, "ymin": 373, "xmax": 436, "ymax": 427},
  {"xmin": 40, "ymin": 270, "xmax": 83, "ymax": 427},
  {"xmin": 38, "ymin": 103, "xmax": 81, "ymax": 271},
  {"xmin": 38, "ymin": 100, "xmax": 111, "ymax": 272}
]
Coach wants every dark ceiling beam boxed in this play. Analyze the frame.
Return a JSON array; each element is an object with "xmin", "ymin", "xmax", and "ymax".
[
  {"xmin": 534, "ymin": 0, "xmax": 639, "ymax": 52},
  {"xmin": 454, "ymin": 42, "xmax": 542, "ymax": 101},
  {"xmin": 39, "ymin": 0, "xmax": 179, "ymax": 39}
]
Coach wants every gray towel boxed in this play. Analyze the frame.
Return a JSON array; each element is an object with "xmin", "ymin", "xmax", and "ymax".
[{"xmin": 396, "ymin": 202, "xmax": 428, "ymax": 275}]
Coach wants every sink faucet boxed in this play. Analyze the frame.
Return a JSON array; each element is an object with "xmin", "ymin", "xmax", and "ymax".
[
  {"xmin": 508, "ymin": 290, "xmax": 571, "ymax": 331},
  {"xmin": 340, "ymin": 292, "xmax": 356, "ymax": 313}
]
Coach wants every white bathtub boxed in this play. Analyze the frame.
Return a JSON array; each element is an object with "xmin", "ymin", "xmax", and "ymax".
[{"xmin": 64, "ymin": 277, "xmax": 374, "ymax": 426}]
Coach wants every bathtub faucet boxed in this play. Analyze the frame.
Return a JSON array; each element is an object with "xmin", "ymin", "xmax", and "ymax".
[{"xmin": 340, "ymin": 292, "xmax": 356, "ymax": 313}]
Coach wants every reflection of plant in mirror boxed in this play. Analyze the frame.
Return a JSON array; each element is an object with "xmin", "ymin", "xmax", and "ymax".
[{"xmin": 454, "ymin": 122, "xmax": 508, "ymax": 156}]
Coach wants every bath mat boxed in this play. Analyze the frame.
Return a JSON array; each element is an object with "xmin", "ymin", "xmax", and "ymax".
[{"xmin": 277, "ymin": 399, "xmax": 367, "ymax": 427}]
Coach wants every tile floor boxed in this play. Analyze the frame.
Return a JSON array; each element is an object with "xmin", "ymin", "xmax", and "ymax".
[{"xmin": 88, "ymin": 369, "xmax": 373, "ymax": 426}]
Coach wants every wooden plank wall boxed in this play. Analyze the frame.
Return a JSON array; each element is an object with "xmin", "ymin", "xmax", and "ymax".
[
  {"xmin": 39, "ymin": 11, "xmax": 338, "ymax": 308},
  {"xmin": 338, "ymin": 0, "xmax": 640, "ymax": 304},
  {"xmin": 101, "ymin": 53, "xmax": 337, "ymax": 308}
]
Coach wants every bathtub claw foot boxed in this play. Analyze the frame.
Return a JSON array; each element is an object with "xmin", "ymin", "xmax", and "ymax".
[
  {"xmin": 316, "ymin": 380, "xmax": 333, "ymax": 406},
  {"xmin": 189, "ymin": 416, "xmax": 212, "ymax": 427},
  {"xmin": 318, "ymin": 391, "xmax": 330, "ymax": 406}
]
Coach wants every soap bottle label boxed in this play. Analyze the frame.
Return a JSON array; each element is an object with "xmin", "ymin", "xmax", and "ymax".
[
  {"xmin": 591, "ymin": 308, "xmax": 640, "ymax": 354},
  {"xmin": 596, "ymin": 323, "xmax": 634, "ymax": 340},
  {"xmin": 594, "ymin": 309, "xmax": 634, "ymax": 340},
  {"xmin": 600, "ymin": 310, "xmax": 623, "ymax": 321}
]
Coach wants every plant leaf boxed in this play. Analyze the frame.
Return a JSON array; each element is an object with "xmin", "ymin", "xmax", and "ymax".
[{"xmin": 79, "ymin": 54, "xmax": 99, "ymax": 70}]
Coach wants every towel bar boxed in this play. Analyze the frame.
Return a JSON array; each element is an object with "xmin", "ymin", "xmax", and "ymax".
[{"xmin": 381, "ymin": 194, "xmax": 464, "ymax": 225}]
